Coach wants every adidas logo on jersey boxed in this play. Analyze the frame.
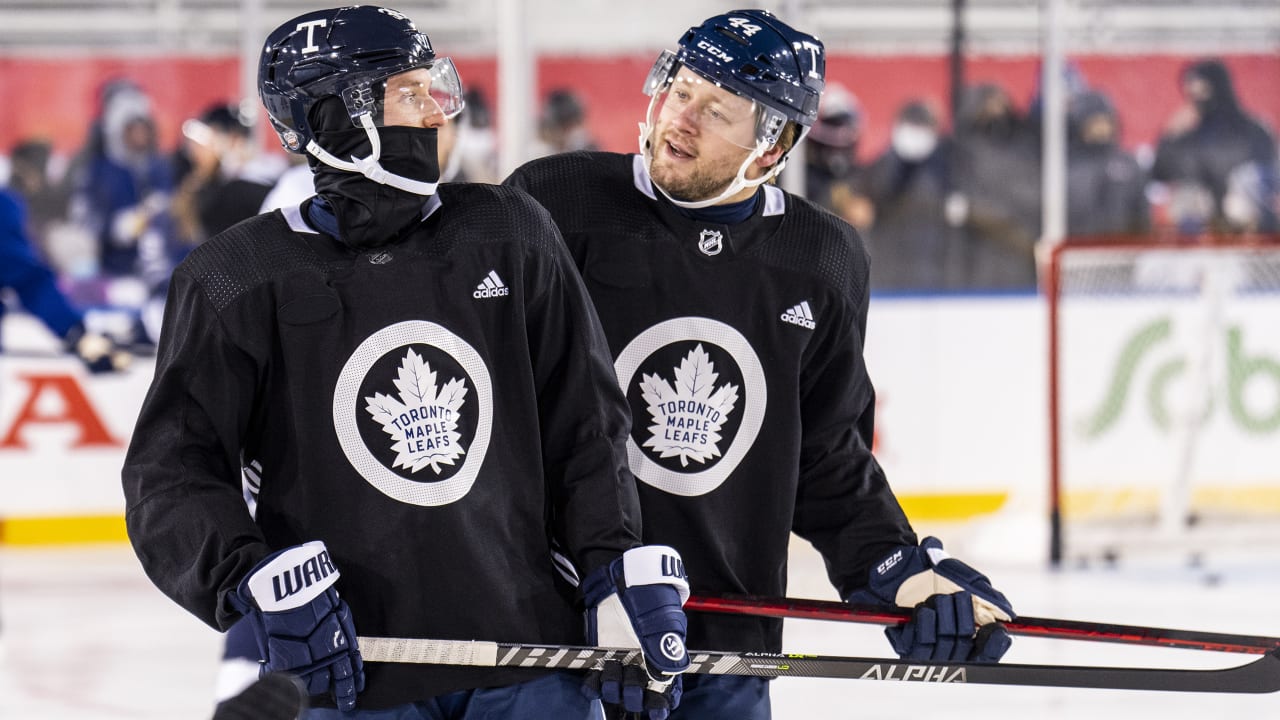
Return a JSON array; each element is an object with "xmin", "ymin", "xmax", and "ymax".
[
  {"xmin": 780, "ymin": 301, "xmax": 815, "ymax": 329},
  {"xmin": 473, "ymin": 270, "xmax": 509, "ymax": 299}
]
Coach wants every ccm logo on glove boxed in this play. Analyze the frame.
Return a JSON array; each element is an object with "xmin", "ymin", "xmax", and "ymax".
[{"xmin": 876, "ymin": 549, "xmax": 904, "ymax": 575}]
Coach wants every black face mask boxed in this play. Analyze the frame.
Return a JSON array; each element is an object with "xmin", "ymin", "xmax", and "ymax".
[{"xmin": 310, "ymin": 124, "xmax": 440, "ymax": 248}]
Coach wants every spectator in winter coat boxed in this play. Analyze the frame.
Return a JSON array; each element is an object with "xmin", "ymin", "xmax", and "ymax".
[
  {"xmin": 1151, "ymin": 59, "xmax": 1278, "ymax": 234},
  {"xmin": 66, "ymin": 79, "xmax": 175, "ymax": 278},
  {"xmin": 1065, "ymin": 90, "xmax": 1150, "ymax": 240},
  {"xmin": 949, "ymin": 83, "xmax": 1042, "ymax": 290},
  {"xmin": 803, "ymin": 83, "xmax": 873, "ymax": 232}
]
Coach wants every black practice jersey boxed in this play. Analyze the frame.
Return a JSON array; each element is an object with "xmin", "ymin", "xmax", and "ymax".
[
  {"xmin": 507, "ymin": 152, "xmax": 917, "ymax": 653},
  {"xmin": 122, "ymin": 183, "xmax": 641, "ymax": 708}
]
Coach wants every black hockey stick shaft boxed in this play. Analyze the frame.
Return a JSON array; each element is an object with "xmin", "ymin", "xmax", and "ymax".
[
  {"xmin": 357, "ymin": 636, "xmax": 1280, "ymax": 694},
  {"xmin": 0, "ymin": 348, "xmax": 68, "ymax": 360},
  {"xmin": 686, "ymin": 594, "xmax": 1280, "ymax": 656}
]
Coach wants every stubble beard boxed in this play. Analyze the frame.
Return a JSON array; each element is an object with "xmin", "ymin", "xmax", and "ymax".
[{"xmin": 649, "ymin": 134, "xmax": 737, "ymax": 203}]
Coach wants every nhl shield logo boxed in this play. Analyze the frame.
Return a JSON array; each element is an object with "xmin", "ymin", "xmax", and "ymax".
[
  {"xmin": 333, "ymin": 320, "xmax": 493, "ymax": 507},
  {"xmin": 698, "ymin": 229, "xmax": 723, "ymax": 256}
]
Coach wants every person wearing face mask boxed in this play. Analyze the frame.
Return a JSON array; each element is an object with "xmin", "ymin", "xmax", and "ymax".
[
  {"xmin": 862, "ymin": 99, "xmax": 959, "ymax": 290},
  {"xmin": 1064, "ymin": 90, "xmax": 1150, "ymax": 240},
  {"xmin": 1151, "ymin": 59, "xmax": 1278, "ymax": 234},
  {"xmin": 123, "ymin": 6, "xmax": 687, "ymax": 718},
  {"xmin": 209, "ymin": 62, "xmax": 486, "ymax": 716},
  {"xmin": 257, "ymin": 95, "xmax": 471, "ymax": 215},
  {"xmin": 507, "ymin": 10, "xmax": 1016, "ymax": 719}
]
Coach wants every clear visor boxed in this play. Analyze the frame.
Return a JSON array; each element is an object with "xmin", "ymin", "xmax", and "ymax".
[
  {"xmin": 339, "ymin": 57, "xmax": 466, "ymax": 129},
  {"xmin": 643, "ymin": 49, "xmax": 786, "ymax": 151}
]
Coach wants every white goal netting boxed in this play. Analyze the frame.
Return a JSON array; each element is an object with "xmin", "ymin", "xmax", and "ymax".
[{"xmin": 1047, "ymin": 239, "xmax": 1280, "ymax": 564}]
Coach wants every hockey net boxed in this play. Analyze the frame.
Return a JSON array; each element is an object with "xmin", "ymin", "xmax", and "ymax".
[{"xmin": 1047, "ymin": 237, "xmax": 1280, "ymax": 565}]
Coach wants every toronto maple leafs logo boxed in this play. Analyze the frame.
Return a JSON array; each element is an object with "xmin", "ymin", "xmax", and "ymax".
[
  {"xmin": 640, "ymin": 345, "xmax": 739, "ymax": 467},
  {"xmin": 333, "ymin": 320, "xmax": 493, "ymax": 507},
  {"xmin": 363, "ymin": 349, "xmax": 467, "ymax": 474},
  {"xmin": 614, "ymin": 317, "xmax": 768, "ymax": 497}
]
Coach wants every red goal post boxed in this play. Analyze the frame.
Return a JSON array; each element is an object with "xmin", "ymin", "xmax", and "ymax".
[{"xmin": 1045, "ymin": 236, "xmax": 1280, "ymax": 566}]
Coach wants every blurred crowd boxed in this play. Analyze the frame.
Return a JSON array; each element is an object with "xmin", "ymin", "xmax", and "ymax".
[
  {"xmin": 2, "ymin": 59, "xmax": 1278, "ymax": 358},
  {"xmin": 801, "ymin": 58, "xmax": 1279, "ymax": 293},
  {"xmin": 0, "ymin": 79, "xmax": 500, "ymax": 354}
]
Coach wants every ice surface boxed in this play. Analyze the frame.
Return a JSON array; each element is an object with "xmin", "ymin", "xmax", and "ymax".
[{"xmin": 1, "ymin": 536, "xmax": 1276, "ymax": 719}]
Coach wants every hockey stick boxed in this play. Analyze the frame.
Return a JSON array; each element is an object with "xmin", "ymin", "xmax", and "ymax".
[
  {"xmin": 685, "ymin": 594, "xmax": 1280, "ymax": 656},
  {"xmin": 0, "ymin": 348, "xmax": 70, "ymax": 360},
  {"xmin": 0, "ymin": 345, "xmax": 152, "ymax": 363},
  {"xmin": 357, "ymin": 636, "xmax": 1280, "ymax": 693}
]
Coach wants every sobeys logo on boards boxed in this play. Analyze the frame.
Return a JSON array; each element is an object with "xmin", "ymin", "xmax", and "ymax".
[{"xmin": 1079, "ymin": 317, "xmax": 1280, "ymax": 439}]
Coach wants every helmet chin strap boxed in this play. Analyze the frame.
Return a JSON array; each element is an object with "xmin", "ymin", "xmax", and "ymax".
[
  {"xmin": 638, "ymin": 97, "xmax": 789, "ymax": 210},
  {"xmin": 306, "ymin": 114, "xmax": 439, "ymax": 196}
]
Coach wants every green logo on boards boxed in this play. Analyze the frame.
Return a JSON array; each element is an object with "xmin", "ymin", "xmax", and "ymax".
[{"xmin": 1080, "ymin": 318, "xmax": 1280, "ymax": 439}]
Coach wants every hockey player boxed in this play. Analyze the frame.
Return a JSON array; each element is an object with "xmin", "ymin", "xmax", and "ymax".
[
  {"xmin": 213, "ymin": 35, "xmax": 472, "ymax": 714},
  {"xmin": 506, "ymin": 9, "xmax": 1015, "ymax": 718},
  {"xmin": 122, "ymin": 6, "xmax": 687, "ymax": 718},
  {"xmin": 1, "ymin": 187, "xmax": 130, "ymax": 373}
]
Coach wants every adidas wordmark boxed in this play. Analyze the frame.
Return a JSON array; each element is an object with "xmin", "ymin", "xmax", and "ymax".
[
  {"xmin": 474, "ymin": 270, "xmax": 509, "ymax": 299},
  {"xmin": 780, "ymin": 301, "xmax": 815, "ymax": 329}
]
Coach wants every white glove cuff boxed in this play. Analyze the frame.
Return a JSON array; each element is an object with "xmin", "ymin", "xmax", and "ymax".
[
  {"xmin": 246, "ymin": 540, "xmax": 340, "ymax": 611},
  {"xmin": 621, "ymin": 545, "xmax": 690, "ymax": 606}
]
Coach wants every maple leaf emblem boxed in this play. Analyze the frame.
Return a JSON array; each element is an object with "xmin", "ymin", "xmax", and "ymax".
[
  {"xmin": 364, "ymin": 348, "xmax": 467, "ymax": 474},
  {"xmin": 640, "ymin": 344, "xmax": 739, "ymax": 467}
]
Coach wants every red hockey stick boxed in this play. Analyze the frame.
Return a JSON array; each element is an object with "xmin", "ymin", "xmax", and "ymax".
[{"xmin": 686, "ymin": 594, "xmax": 1280, "ymax": 655}]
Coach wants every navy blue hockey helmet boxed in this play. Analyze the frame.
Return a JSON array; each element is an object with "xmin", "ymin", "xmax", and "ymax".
[
  {"xmin": 647, "ymin": 9, "xmax": 825, "ymax": 141},
  {"xmin": 639, "ymin": 9, "xmax": 825, "ymax": 207},
  {"xmin": 258, "ymin": 5, "xmax": 464, "ymax": 155}
]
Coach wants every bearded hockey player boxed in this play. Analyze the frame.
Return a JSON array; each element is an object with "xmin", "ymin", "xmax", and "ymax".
[
  {"xmin": 506, "ymin": 9, "xmax": 1016, "ymax": 718},
  {"xmin": 122, "ymin": 6, "xmax": 687, "ymax": 718}
]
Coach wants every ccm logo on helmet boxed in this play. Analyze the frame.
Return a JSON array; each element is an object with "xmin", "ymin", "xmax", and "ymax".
[{"xmin": 696, "ymin": 39, "xmax": 733, "ymax": 64}]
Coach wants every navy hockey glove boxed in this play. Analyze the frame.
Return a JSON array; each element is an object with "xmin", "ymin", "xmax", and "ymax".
[
  {"xmin": 847, "ymin": 537, "xmax": 1015, "ymax": 663},
  {"xmin": 229, "ymin": 541, "xmax": 365, "ymax": 711},
  {"xmin": 582, "ymin": 545, "xmax": 690, "ymax": 720},
  {"xmin": 63, "ymin": 322, "xmax": 131, "ymax": 374}
]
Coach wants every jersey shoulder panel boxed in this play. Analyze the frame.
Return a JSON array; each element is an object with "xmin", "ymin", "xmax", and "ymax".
[
  {"xmin": 506, "ymin": 152, "xmax": 643, "ymax": 233},
  {"xmin": 177, "ymin": 211, "xmax": 327, "ymax": 312},
  {"xmin": 508, "ymin": 151, "xmax": 632, "ymax": 195},
  {"xmin": 752, "ymin": 192, "xmax": 870, "ymax": 309},
  {"xmin": 435, "ymin": 181, "xmax": 566, "ymax": 259}
]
